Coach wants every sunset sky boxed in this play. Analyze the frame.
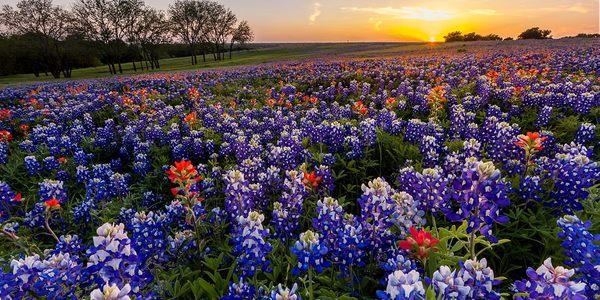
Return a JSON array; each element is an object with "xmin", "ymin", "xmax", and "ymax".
[{"xmin": 5, "ymin": 0, "xmax": 599, "ymax": 42}]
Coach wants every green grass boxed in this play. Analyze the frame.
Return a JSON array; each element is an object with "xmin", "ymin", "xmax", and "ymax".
[
  {"xmin": 0, "ymin": 43, "xmax": 436, "ymax": 87},
  {"xmin": 2, "ymin": 40, "xmax": 562, "ymax": 87}
]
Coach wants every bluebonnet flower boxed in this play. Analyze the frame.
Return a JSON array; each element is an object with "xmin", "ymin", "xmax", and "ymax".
[
  {"xmin": 51, "ymin": 234, "xmax": 85, "ymax": 256},
  {"xmin": 512, "ymin": 258, "xmax": 586, "ymax": 300},
  {"xmin": 270, "ymin": 283, "xmax": 300, "ymax": 300},
  {"xmin": 291, "ymin": 230, "xmax": 330, "ymax": 275},
  {"xmin": 377, "ymin": 269, "xmax": 425, "ymax": 300},
  {"xmin": 574, "ymin": 122, "xmax": 596, "ymax": 145},
  {"xmin": 331, "ymin": 215, "xmax": 366, "ymax": 276},
  {"xmin": 43, "ymin": 156, "xmax": 60, "ymax": 172},
  {"xmin": 223, "ymin": 170, "xmax": 254, "ymax": 223},
  {"xmin": 313, "ymin": 197, "xmax": 344, "ymax": 246},
  {"xmin": 271, "ymin": 170, "xmax": 307, "ymax": 241},
  {"xmin": 431, "ymin": 258, "xmax": 500, "ymax": 300},
  {"xmin": 485, "ymin": 121, "xmax": 521, "ymax": 165},
  {"xmin": 24, "ymin": 155, "xmax": 41, "ymax": 175},
  {"xmin": 85, "ymin": 223, "xmax": 152, "ymax": 295},
  {"xmin": 544, "ymin": 147, "xmax": 599, "ymax": 213},
  {"xmin": 358, "ymin": 178, "xmax": 398, "ymax": 260},
  {"xmin": 232, "ymin": 211, "xmax": 272, "ymax": 277},
  {"xmin": 0, "ymin": 181, "xmax": 21, "ymax": 223},
  {"xmin": 167, "ymin": 230, "xmax": 197, "ymax": 259},
  {"xmin": 404, "ymin": 119, "xmax": 427, "ymax": 144},
  {"xmin": 420, "ymin": 135, "xmax": 444, "ymax": 168},
  {"xmin": 221, "ymin": 278, "xmax": 256, "ymax": 300},
  {"xmin": 382, "ymin": 249, "xmax": 418, "ymax": 277},
  {"xmin": 24, "ymin": 202, "xmax": 47, "ymax": 228},
  {"xmin": 0, "ymin": 142, "xmax": 7, "ymax": 164},
  {"xmin": 32, "ymin": 252, "xmax": 83, "ymax": 299},
  {"xmin": 445, "ymin": 160, "xmax": 510, "ymax": 242},
  {"xmin": 519, "ymin": 176, "xmax": 542, "ymax": 202},
  {"xmin": 557, "ymin": 215, "xmax": 599, "ymax": 298},
  {"xmin": 535, "ymin": 105, "xmax": 552, "ymax": 128},
  {"xmin": 90, "ymin": 282, "xmax": 132, "ymax": 300},
  {"xmin": 397, "ymin": 166, "xmax": 451, "ymax": 214},
  {"xmin": 38, "ymin": 179, "xmax": 67, "ymax": 204},
  {"xmin": 127, "ymin": 210, "xmax": 167, "ymax": 264},
  {"xmin": 571, "ymin": 92, "xmax": 594, "ymax": 115},
  {"xmin": 390, "ymin": 191, "xmax": 425, "ymax": 236}
]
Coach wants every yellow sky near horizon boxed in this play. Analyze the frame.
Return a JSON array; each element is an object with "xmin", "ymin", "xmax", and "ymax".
[
  {"xmin": 4, "ymin": 0, "xmax": 599, "ymax": 42},
  {"xmin": 236, "ymin": 0, "xmax": 600, "ymax": 42}
]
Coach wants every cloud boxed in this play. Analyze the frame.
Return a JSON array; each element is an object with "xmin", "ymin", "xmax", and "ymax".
[
  {"xmin": 309, "ymin": 2, "xmax": 322, "ymax": 25},
  {"xmin": 538, "ymin": 4, "xmax": 590, "ymax": 14},
  {"xmin": 342, "ymin": 6, "xmax": 454, "ymax": 21},
  {"xmin": 368, "ymin": 17, "xmax": 383, "ymax": 31},
  {"xmin": 469, "ymin": 9, "xmax": 500, "ymax": 16},
  {"xmin": 565, "ymin": 5, "xmax": 589, "ymax": 13}
]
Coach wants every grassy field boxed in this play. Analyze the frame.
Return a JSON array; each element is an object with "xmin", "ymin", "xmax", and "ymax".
[
  {"xmin": 0, "ymin": 43, "xmax": 431, "ymax": 87},
  {"xmin": 1, "ymin": 39, "xmax": 590, "ymax": 87}
]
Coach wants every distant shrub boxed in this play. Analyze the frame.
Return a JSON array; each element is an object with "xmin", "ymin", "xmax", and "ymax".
[{"xmin": 518, "ymin": 27, "xmax": 552, "ymax": 39}]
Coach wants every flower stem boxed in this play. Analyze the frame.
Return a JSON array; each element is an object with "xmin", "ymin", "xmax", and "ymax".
[
  {"xmin": 44, "ymin": 214, "xmax": 59, "ymax": 242},
  {"xmin": 308, "ymin": 268, "xmax": 314, "ymax": 300},
  {"xmin": 469, "ymin": 232, "xmax": 476, "ymax": 260}
]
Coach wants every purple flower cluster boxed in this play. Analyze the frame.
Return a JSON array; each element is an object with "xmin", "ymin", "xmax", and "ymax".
[
  {"xmin": 431, "ymin": 258, "xmax": 501, "ymax": 300},
  {"xmin": 512, "ymin": 258, "xmax": 587, "ymax": 300},
  {"xmin": 557, "ymin": 215, "xmax": 599, "ymax": 298}
]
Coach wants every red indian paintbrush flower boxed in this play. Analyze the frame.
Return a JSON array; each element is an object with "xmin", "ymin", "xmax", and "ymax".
[
  {"xmin": 166, "ymin": 160, "xmax": 201, "ymax": 185},
  {"xmin": 184, "ymin": 112, "xmax": 197, "ymax": 124},
  {"xmin": 353, "ymin": 101, "xmax": 368, "ymax": 115},
  {"xmin": 302, "ymin": 171, "xmax": 323, "ymax": 190},
  {"xmin": 515, "ymin": 132, "xmax": 547, "ymax": 152},
  {"xmin": 0, "ymin": 130, "xmax": 12, "ymax": 142},
  {"xmin": 44, "ymin": 198, "xmax": 61, "ymax": 210},
  {"xmin": 398, "ymin": 227, "xmax": 439, "ymax": 260}
]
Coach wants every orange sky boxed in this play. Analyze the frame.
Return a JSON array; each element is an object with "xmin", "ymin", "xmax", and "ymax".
[
  {"xmin": 5, "ymin": 0, "xmax": 599, "ymax": 42},
  {"xmin": 220, "ymin": 0, "xmax": 600, "ymax": 42}
]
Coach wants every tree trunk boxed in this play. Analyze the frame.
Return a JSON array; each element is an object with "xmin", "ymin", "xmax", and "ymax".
[
  {"xmin": 118, "ymin": 62, "xmax": 123, "ymax": 74},
  {"xmin": 132, "ymin": 60, "xmax": 137, "ymax": 72}
]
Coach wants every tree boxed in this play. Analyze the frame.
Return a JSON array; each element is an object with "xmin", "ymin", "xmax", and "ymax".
[
  {"xmin": 463, "ymin": 32, "xmax": 483, "ymax": 41},
  {"xmin": 229, "ymin": 20, "xmax": 253, "ymax": 59},
  {"xmin": 168, "ymin": 0, "xmax": 208, "ymax": 65},
  {"xmin": 72, "ymin": 0, "xmax": 145, "ymax": 74},
  {"xmin": 443, "ymin": 31, "xmax": 463, "ymax": 42},
  {"xmin": 135, "ymin": 7, "xmax": 169, "ymax": 70},
  {"xmin": 205, "ymin": 1, "xmax": 236, "ymax": 61},
  {"xmin": 483, "ymin": 34, "xmax": 502, "ymax": 41},
  {"xmin": 0, "ymin": 0, "xmax": 73, "ymax": 78},
  {"xmin": 518, "ymin": 27, "xmax": 551, "ymax": 39}
]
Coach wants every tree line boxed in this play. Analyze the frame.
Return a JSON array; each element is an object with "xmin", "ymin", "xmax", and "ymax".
[
  {"xmin": 444, "ymin": 27, "xmax": 599, "ymax": 43},
  {"xmin": 444, "ymin": 27, "xmax": 555, "ymax": 42},
  {"xmin": 0, "ymin": 0, "xmax": 254, "ymax": 78}
]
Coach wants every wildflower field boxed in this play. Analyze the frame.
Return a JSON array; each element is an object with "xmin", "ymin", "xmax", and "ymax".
[{"xmin": 0, "ymin": 40, "xmax": 598, "ymax": 299}]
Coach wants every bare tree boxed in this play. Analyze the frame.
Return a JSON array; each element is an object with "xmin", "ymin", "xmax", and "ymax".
[
  {"xmin": 229, "ymin": 20, "xmax": 253, "ymax": 59},
  {"xmin": 1, "ymin": 0, "xmax": 72, "ymax": 78}
]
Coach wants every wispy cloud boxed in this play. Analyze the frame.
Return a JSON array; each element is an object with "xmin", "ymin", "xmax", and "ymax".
[
  {"xmin": 368, "ymin": 17, "xmax": 383, "ymax": 31},
  {"xmin": 309, "ymin": 2, "xmax": 322, "ymax": 25},
  {"xmin": 469, "ymin": 9, "xmax": 500, "ymax": 16},
  {"xmin": 342, "ymin": 6, "xmax": 454, "ymax": 21},
  {"xmin": 539, "ymin": 4, "xmax": 590, "ymax": 14}
]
